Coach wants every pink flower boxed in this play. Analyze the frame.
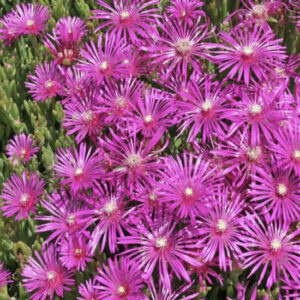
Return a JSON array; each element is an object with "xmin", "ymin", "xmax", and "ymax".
[
  {"xmin": 78, "ymin": 279, "xmax": 101, "ymax": 300},
  {"xmin": 25, "ymin": 62, "xmax": 64, "ymax": 102},
  {"xmin": 22, "ymin": 244, "xmax": 75, "ymax": 300},
  {"xmin": 92, "ymin": 0, "xmax": 159, "ymax": 42},
  {"xmin": 0, "ymin": 262, "xmax": 11, "ymax": 289},
  {"xmin": 241, "ymin": 216, "xmax": 300, "ymax": 288},
  {"xmin": 13, "ymin": 3, "xmax": 50, "ymax": 36},
  {"xmin": 78, "ymin": 32, "xmax": 128, "ymax": 86},
  {"xmin": 6, "ymin": 133, "xmax": 39, "ymax": 163},
  {"xmin": 54, "ymin": 143, "xmax": 103, "ymax": 193},
  {"xmin": 213, "ymin": 25, "xmax": 287, "ymax": 85},
  {"xmin": 0, "ymin": 172, "xmax": 44, "ymax": 220},
  {"xmin": 95, "ymin": 256, "xmax": 146, "ymax": 299},
  {"xmin": 0, "ymin": 12, "xmax": 20, "ymax": 45}
]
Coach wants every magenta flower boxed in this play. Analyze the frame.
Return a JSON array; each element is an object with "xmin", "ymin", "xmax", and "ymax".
[
  {"xmin": 78, "ymin": 279, "xmax": 101, "ymax": 300},
  {"xmin": 129, "ymin": 88, "xmax": 175, "ymax": 138},
  {"xmin": 6, "ymin": 133, "xmax": 39, "ymax": 163},
  {"xmin": 197, "ymin": 188, "xmax": 244, "ymax": 271},
  {"xmin": 95, "ymin": 256, "xmax": 145, "ymax": 299},
  {"xmin": 158, "ymin": 153, "xmax": 219, "ymax": 221},
  {"xmin": 36, "ymin": 190, "xmax": 92, "ymax": 243},
  {"xmin": 166, "ymin": 0, "xmax": 205, "ymax": 26},
  {"xmin": 269, "ymin": 122, "xmax": 300, "ymax": 176},
  {"xmin": 25, "ymin": 62, "xmax": 64, "ymax": 102},
  {"xmin": 22, "ymin": 244, "xmax": 75, "ymax": 300},
  {"xmin": 99, "ymin": 129, "xmax": 164, "ymax": 189},
  {"xmin": 0, "ymin": 262, "xmax": 11, "ymax": 288},
  {"xmin": 63, "ymin": 88, "xmax": 104, "ymax": 143},
  {"xmin": 177, "ymin": 76, "xmax": 229, "ymax": 143},
  {"xmin": 54, "ymin": 143, "xmax": 103, "ymax": 193},
  {"xmin": 0, "ymin": 172, "xmax": 44, "ymax": 221},
  {"xmin": 250, "ymin": 164, "xmax": 300, "ymax": 223},
  {"xmin": 147, "ymin": 18, "xmax": 213, "ymax": 75},
  {"xmin": 213, "ymin": 25, "xmax": 287, "ymax": 85},
  {"xmin": 119, "ymin": 212, "xmax": 200, "ymax": 290},
  {"xmin": 78, "ymin": 32, "xmax": 128, "ymax": 86},
  {"xmin": 92, "ymin": 0, "xmax": 159, "ymax": 42},
  {"xmin": 89, "ymin": 184, "xmax": 133, "ymax": 254},
  {"xmin": 59, "ymin": 234, "xmax": 93, "ymax": 271},
  {"xmin": 0, "ymin": 12, "xmax": 19, "ymax": 45},
  {"xmin": 13, "ymin": 3, "xmax": 50, "ymax": 36},
  {"xmin": 241, "ymin": 216, "xmax": 300, "ymax": 288}
]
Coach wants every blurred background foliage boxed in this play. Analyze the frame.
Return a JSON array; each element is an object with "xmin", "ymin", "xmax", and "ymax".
[{"xmin": 0, "ymin": 0, "xmax": 299, "ymax": 299}]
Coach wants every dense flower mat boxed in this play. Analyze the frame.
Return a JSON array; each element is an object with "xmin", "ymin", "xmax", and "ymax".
[{"xmin": 0, "ymin": 0, "xmax": 299, "ymax": 299}]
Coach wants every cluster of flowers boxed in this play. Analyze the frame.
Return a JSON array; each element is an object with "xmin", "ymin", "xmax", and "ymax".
[{"xmin": 0, "ymin": 0, "xmax": 300, "ymax": 299}]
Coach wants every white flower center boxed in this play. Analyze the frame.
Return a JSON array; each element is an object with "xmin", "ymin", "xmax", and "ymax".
[
  {"xmin": 277, "ymin": 183, "xmax": 287, "ymax": 196},
  {"xmin": 103, "ymin": 201, "xmax": 118, "ymax": 214},
  {"xmin": 202, "ymin": 100, "xmax": 213, "ymax": 112},
  {"xmin": 45, "ymin": 80, "xmax": 54, "ymax": 89},
  {"xmin": 250, "ymin": 103, "xmax": 262, "ymax": 115},
  {"xmin": 47, "ymin": 270, "xmax": 56, "ymax": 281},
  {"xmin": 120, "ymin": 11, "xmax": 130, "ymax": 19},
  {"xmin": 293, "ymin": 150, "xmax": 300, "ymax": 160},
  {"xmin": 243, "ymin": 46, "xmax": 254, "ymax": 56},
  {"xmin": 182, "ymin": 10, "xmax": 186, "ymax": 17},
  {"xmin": 176, "ymin": 38, "xmax": 192, "ymax": 55},
  {"xmin": 83, "ymin": 110, "xmax": 93, "ymax": 121},
  {"xmin": 67, "ymin": 214, "xmax": 76, "ymax": 226},
  {"xmin": 26, "ymin": 19, "xmax": 34, "ymax": 27},
  {"xmin": 75, "ymin": 168, "xmax": 83, "ymax": 176},
  {"xmin": 118, "ymin": 285, "xmax": 126, "ymax": 295},
  {"xmin": 20, "ymin": 193, "xmax": 29, "ymax": 204},
  {"xmin": 100, "ymin": 61, "xmax": 108, "ymax": 70},
  {"xmin": 253, "ymin": 4, "xmax": 266, "ymax": 17},
  {"xmin": 246, "ymin": 146, "xmax": 262, "ymax": 161},
  {"xmin": 74, "ymin": 248, "xmax": 82, "ymax": 255},
  {"xmin": 116, "ymin": 96, "xmax": 126, "ymax": 108},
  {"xmin": 126, "ymin": 153, "xmax": 142, "ymax": 167},
  {"xmin": 21, "ymin": 148, "xmax": 27, "ymax": 155},
  {"xmin": 149, "ymin": 193, "xmax": 157, "ymax": 201},
  {"xmin": 184, "ymin": 187, "xmax": 193, "ymax": 196},
  {"xmin": 216, "ymin": 219, "xmax": 227, "ymax": 232},
  {"xmin": 144, "ymin": 114, "xmax": 153, "ymax": 123},
  {"xmin": 155, "ymin": 237, "xmax": 167, "ymax": 248},
  {"xmin": 271, "ymin": 238, "xmax": 281, "ymax": 251}
]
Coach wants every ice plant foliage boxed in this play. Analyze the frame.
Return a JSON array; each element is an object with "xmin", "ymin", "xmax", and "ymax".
[{"xmin": 0, "ymin": 0, "xmax": 299, "ymax": 299}]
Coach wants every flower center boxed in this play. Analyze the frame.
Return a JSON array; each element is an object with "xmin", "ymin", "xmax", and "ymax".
[
  {"xmin": 83, "ymin": 110, "xmax": 93, "ymax": 122},
  {"xmin": 243, "ymin": 46, "xmax": 254, "ymax": 56},
  {"xmin": 46, "ymin": 270, "xmax": 56, "ymax": 281},
  {"xmin": 21, "ymin": 148, "xmax": 27, "ymax": 155},
  {"xmin": 216, "ymin": 219, "xmax": 227, "ymax": 232},
  {"xmin": 75, "ymin": 168, "xmax": 83, "ymax": 176},
  {"xmin": 118, "ymin": 285, "xmax": 126, "ymax": 295},
  {"xmin": 67, "ymin": 214, "xmax": 76, "ymax": 226},
  {"xmin": 270, "ymin": 238, "xmax": 281, "ymax": 251},
  {"xmin": 103, "ymin": 201, "xmax": 118, "ymax": 214},
  {"xmin": 176, "ymin": 38, "xmax": 192, "ymax": 55},
  {"xmin": 181, "ymin": 10, "xmax": 186, "ymax": 17},
  {"xmin": 20, "ymin": 193, "xmax": 29, "ymax": 204},
  {"xmin": 100, "ymin": 61, "xmax": 108, "ymax": 70},
  {"xmin": 184, "ymin": 187, "xmax": 193, "ymax": 196},
  {"xmin": 293, "ymin": 150, "xmax": 300, "ymax": 160},
  {"xmin": 120, "ymin": 11, "xmax": 130, "ymax": 19},
  {"xmin": 116, "ymin": 96, "xmax": 127, "ymax": 108},
  {"xmin": 126, "ymin": 153, "xmax": 142, "ymax": 167},
  {"xmin": 277, "ymin": 183, "xmax": 287, "ymax": 196},
  {"xmin": 45, "ymin": 80, "xmax": 54, "ymax": 89},
  {"xmin": 252, "ymin": 4, "xmax": 267, "ymax": 17},
  {"xmin": 249, "ymin": 103, "xmax": 262, "ymax": 115},
  {"xmin": 144, "ymin": 114, "xmax": 153, "ymax": 123},
  {"xmin": 26, "ymin": 19, "xmax": 35, "ymax": 27},
  {"xmin": 74, "ymin": 248, "xmax": 83, "ymax": 257},
  {"xmin": 155, "ymin": 237, "xmax": 167, "ymax": 248},
  {"xmin": 246, "ymin": 146, "xmax": 262, "ymax": 161},
  {"xmin": 202, "ymin": 100, "xmax": 213, "ymax": 112}
]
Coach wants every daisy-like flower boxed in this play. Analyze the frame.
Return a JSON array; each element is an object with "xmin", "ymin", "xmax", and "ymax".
[
  {"xmin": 54, "ymin": 143, "xmax": 103, "ymax": 193},
  {"xmin": 36, "ymin": 190, "xmax": 92, "ymax": 244},
  {"xmin": 6, "ymin": 133, "xmax": 39, "ymax": 163},
  {"xmin": 92, "ymin": 0, "xmax": 159, "ymax": 42},
  {"xmin": 166, "ymin": 0, "xmax": 205, "ymax": 26},
  {"xmin": 99, "ymin": 129, "xmax": 165, "ymax": 189},
  {"xmin": 78, "ymin": 279, "xmax": 101, "ymax": 300},
  {"xmin": 0, "ymin": 12, "xmax": 19, "ymax": 45},
  {"xmin": 129, "ymin": 88, "xmax": 175, "ymax": 138},
  {"xmin": 213, "ymin": 25, "xmax": 287, "ymax": 85},
  {"xmin": 13, "ymin": 3, "xmax": 50, "ymax": 36},
  {"xmin": 59, "ymin": 234, "xmax": 93, "ymax": 271},
  {"xmin": 269, "ymin": 122, "xmax": 300, "ymax": 176},
  {"xmin": 0, "ymin": 172, "xmax": 44, "ymax": 221},
  {"xmin": 224, "ymin": 87, "xmax": 283, "ymax": 145},
  {"xmin": 100, "ymin": 78, "xmax": 144, "ymax": 124},
  {"xmin": 177, "ymin": 76, "xmax": 229, "ymax": 143},
  {"xmin": 78, "ymin": 32, "xmax": 128, "ymax": 86},
  {"xmin": 95, "ymin": 256, "xmax": 145, "ymax": 300},
  {"xmin": 158, "ymin": 153, "xmax": 219, "ymax": 221},
  {"xmin": 119, "ymin": 211, "xmax": 200, "ymax": 290},
  {"xmin": 197, "ymin": 188, "xmax": 244, "ymax": 271},
  {"xmin": 147, "ymin": 18, "xmax": 213, "ymax": 75},
  {"xmin": 89, "ymin": 184, "xmax": 133, "ymax": 254},
  {"xmin": 22, "ymin": 244, "xmax": 75, "ymax": 300},
  {"xmin": 250, "ymin": 164, "xmax": 300, "ymax": 222},
  {"xmin": 25, "ymin": 62, "xmax": 64, "ymax": 102},
  {"xmin": 240, "ymin": 216, "xmax": 300, "ymax": 288},
  {"xmin": 0, "ymin": 262, "xmax": 11, "ymax": 288},
  {"xmin": 63, "ymin": 87, "xmax": 104, "ymax": 143}
]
